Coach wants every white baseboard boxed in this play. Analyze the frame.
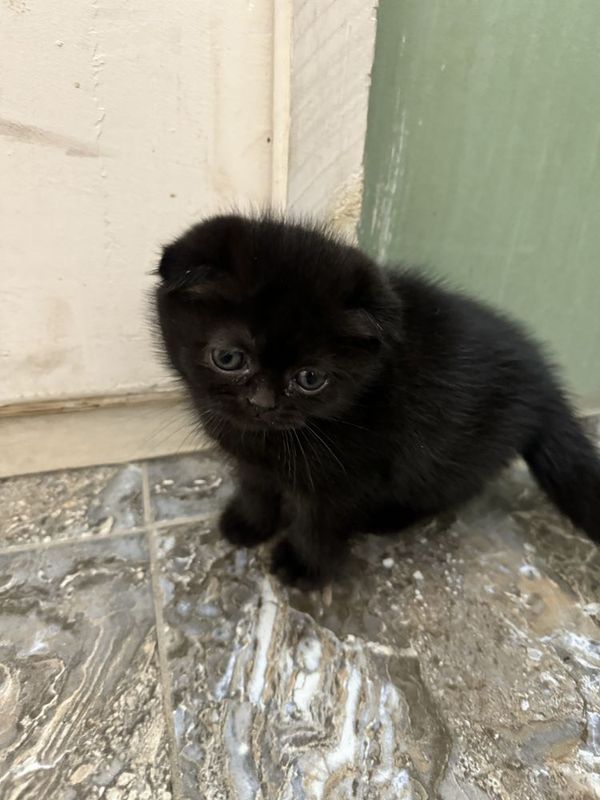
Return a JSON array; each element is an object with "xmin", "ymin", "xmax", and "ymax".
[{"xmin": 0, "ymin": 394, "xmax": 209, "ymax": 478}]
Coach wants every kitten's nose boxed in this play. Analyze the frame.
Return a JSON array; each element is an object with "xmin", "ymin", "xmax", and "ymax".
[{"xmin": 247, "ymin": 386, "xmax": 276, "ymax": 411}]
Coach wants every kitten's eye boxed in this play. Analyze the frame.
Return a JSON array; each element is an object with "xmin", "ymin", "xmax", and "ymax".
[
  {"xmin": 295, "ymin": 368, "xmax": 328, "ymax": 393},
  {"xmin": 211, "ymin": 348, "xmax": 246, "ymax": 372}
]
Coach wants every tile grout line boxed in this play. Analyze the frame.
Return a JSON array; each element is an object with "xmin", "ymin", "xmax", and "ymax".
[
  {"xmin": 0, "ymin": 526, "xmax": 147, "ymax": 556},
  {"xmin": 0, "ymin": 511, "xmax": 218, "ymax": 557},
  {"xmin": 142, "ymin": 463, "xmax": 185, "ymax": 800}
]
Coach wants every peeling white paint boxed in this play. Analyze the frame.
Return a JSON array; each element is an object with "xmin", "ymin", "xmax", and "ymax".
[{"xmin": 374, "ymin": 108, "xmax": 407, "ymax": 263}]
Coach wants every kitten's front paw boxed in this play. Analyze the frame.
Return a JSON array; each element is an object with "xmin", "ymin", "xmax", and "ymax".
[
  {"xmin": 270, "ymin": 539, "xmax": 329, "ymax": 590},
  {"xmin": 219, "ymin": 501, "xmax": 274, "ymax": 548}
]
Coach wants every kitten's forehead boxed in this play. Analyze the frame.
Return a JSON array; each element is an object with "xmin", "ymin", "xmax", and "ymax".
[
  {"xmin": 206, "ymin": 281, "xmax": 334, "ymax": 371},
  {"xmin": 231, "ymin": 219, "xmax": 358, "ymax": 293},
  {"xmin": 255, "ymin": 273, "xmax": 336, "ymax": 322},
  {"xmin": 248, "ymin": 298, "xmax": 333, "ymax": 369}
]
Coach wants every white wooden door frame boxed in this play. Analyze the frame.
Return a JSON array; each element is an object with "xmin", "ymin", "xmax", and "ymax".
[{"xmin": 278, "ymin": 0, "xmax": 379, "ymax": 241}]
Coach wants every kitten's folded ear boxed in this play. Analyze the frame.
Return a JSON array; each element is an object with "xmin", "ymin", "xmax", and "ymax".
[
  {"xmin": 342, "ymin": 308, "xmax": 385, "ymax": 350},
  {"xmin": 157, "ymin": 215, "xmax": 244, "ymax": 294},
  {"xmin": 341, "ymin": 267, "xmax": 399, "ymax": 348},
  {"xmin": 158, "ymin": 242, "xmax": 219, "ymax": 293}
]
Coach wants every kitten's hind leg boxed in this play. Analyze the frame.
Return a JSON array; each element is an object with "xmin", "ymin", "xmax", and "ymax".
[
  {"xmin": 220, "ymin": 467, "xmax": 281, "ymax": 548},
  {"xmin": 523, "ymin": 405, "xmax": 600, "ymax": 541}
]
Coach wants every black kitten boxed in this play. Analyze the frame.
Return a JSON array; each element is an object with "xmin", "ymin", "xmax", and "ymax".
[{"xmin": 155, "ymin": 213, "xmax": 600, "ymax": 587}]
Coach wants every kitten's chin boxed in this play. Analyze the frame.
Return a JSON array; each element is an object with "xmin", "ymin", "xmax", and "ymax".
[
  {"xmin": 205, "ymin": 407, "xmax": 304, "ymax": 433},
  {"xmin": 237, "ymin": 414, "xmax": 305, "ymax": 432},
  {"xmin": 245, "ymin": 420, "xmax": 301, "ymax": 432}
]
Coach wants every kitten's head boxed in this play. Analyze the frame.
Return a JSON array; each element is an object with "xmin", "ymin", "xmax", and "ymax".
[{"xmin": 155, "ymin": 214, "xmax": 399, "ymax": 431}]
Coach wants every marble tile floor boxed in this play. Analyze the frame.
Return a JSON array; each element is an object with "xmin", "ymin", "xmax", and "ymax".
[{"xmin": 0, "ymin": 420, "xmax": 599, "ymax": 799}]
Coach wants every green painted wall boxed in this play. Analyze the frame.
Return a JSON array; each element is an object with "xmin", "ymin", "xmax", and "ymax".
[{"xmin": 360, "ymin": 0, "xmax": 600, "ymax": 398}]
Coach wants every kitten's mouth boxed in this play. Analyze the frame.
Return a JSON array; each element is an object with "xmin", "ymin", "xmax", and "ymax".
[
  {"xmin": 216, "ymin": 407, "xmax": 303, "ymax": 432},
  {"xmin": 240, "ymin": 413, "xmax": 303, "ymax": 432}
]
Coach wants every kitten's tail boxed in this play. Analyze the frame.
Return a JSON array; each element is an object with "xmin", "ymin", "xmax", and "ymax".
[{"xmin": 524, "ymin": 404, "xmax": 600, "ymax": 541}]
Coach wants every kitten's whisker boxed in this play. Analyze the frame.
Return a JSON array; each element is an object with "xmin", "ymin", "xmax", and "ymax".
[
  {"xmin": 285, "ymin": 429, "xmax": 296, "ymax": 490},
  {"xmin": 281, "ymin": 429, "xmax": 289, "ymax": 481},
  {"xmin": 175, "ymin": 425, "xmax": 203, "ymax": 454},
  {"xmin": 289, "ymin": 430, "xmax": 298, "ymax": 490},
  {"xmin": 141, "ymin": 405, "xmax": 198, "ymax": 449},
  {"xmin": 300, "ymin": 431, "xmax": 322, "ymax": 479},
  {"xmin": 142, "ymin": 421, "xmax": 190, "ymax": 451},
  {"xmin": 305, "ymin": 422, "xmax": 347, "ymax": 475},
  {"xmin": 142, "ymin": 406, "xmax": 210, "ymax": 452},
  {"xmin": 292, "ymin": 427, "xmax": 314, "ymax": 492},
  {"xmin": 327, "ymin": 417, "xmax": 373, "ymax": 434}
]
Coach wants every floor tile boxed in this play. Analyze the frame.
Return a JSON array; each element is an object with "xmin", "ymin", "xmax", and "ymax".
[
  {"xmin": 0, "ymin": 534, "xmax": 173, "ymax": 799},
  {"xmin": 0, "ymin": 420, "xmax": 598, "ymax": 800},
  {"xmin": 0, "ymin": 463, "xmax": 143, "ymax": 548},
  {"xmin": 147, "ymin": 453, "xmax": 232, "ymax": 523},
  {"xmin": 156, "ymin": 466, "xmax": 600, "ymax": 800}
]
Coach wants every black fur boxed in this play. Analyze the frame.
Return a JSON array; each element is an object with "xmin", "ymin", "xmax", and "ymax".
[{"xmin": 155, "ymin": 213, "xmax": 600, "ymax": 587}]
